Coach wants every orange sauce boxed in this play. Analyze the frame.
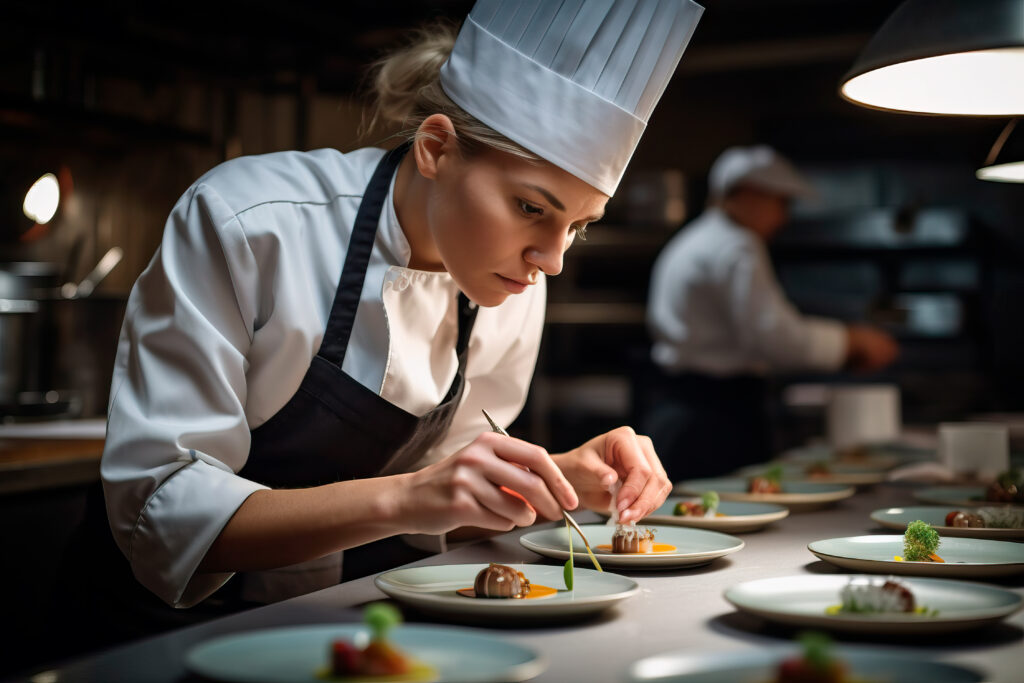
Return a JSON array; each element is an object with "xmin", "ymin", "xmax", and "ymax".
[
  {"xmin": 595, "ymin": 543, "xmax": 677, "ymax": 554},
  {"xmin": 455, "ymin": 583, "xmax": 558, "ymax": 599}
]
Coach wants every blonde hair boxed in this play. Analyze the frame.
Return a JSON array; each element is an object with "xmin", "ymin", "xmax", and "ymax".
[{"xmin": 364, "ymin": 20, "xmax": 540, "ymax": 162}]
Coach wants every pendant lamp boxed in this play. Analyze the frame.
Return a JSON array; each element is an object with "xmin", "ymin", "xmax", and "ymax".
[
  {"xmin": 976, "ymin": 118, "xmax": 1024, "ymax": 182},
  {"xmin": 840, "ymin": 0, "xmax": 1024, "ymax": 116}
]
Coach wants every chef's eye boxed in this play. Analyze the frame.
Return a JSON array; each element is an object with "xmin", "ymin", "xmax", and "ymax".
[
  {"xmin": 571, "ymin": 223, "xmax": 588, "ymax": 241},
  {"xmin": 517, "ymin": 199, "xmax": 544, "ymax": 217}
]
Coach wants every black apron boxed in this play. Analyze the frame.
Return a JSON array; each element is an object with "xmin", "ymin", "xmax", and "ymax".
[
  {"xmin": 236, "ymin": 142, "xmax": 478, "ymax": 599},
  {"xmin": 54, "ymin": 144, "xmax": 477, "ymax": 650},
  {"xmin": 641, "ymin": 369, "xmax": 771, "ymax": 482}
]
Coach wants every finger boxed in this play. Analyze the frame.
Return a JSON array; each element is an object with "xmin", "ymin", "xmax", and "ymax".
[
  {"xmin": 457, "ymin": 467, "xmax": 538, "ymax": 527},
  {"xmin": 481, "ymin": 432, "xmax": 579, "ymax": 511},
  {"xmin": 619, "ymin": 437, "xmax": 672, "ymax": 524},
  {"xmin": 605, "ymin": 427, "xmax": 652, "ymax": 514}
]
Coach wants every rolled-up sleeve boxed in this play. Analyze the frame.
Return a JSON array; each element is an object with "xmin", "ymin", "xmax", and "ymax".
[
  {"xmin": 103, "ymin": 182, "xmax": 268, "ymax": 608},
  {"xmin": 725, "ymin": 240, "xmax": 847, "ymax": 372}
]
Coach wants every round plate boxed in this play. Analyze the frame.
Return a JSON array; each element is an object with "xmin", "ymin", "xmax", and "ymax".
[
  {"xmin": 373, "ymin": 563, "xmax": 638, "ymax": 621},
  {"xmin": 184, "ymin": 624, "xmax": 545, "ymax": 683},
  {"xmin": 519, "ymin": 524, "xmax": 744, "ymax": 569},
  {"xmin": 914, "ymin": 486, "xmax": 1024, "ymax": 508},
  {"xmin": 598, "ymin": 498, "xmax": 789, "ymax": 533},
  {"xmin": 779, "ymin": 444, "xmax": 902, "ymax": 470},
  {"xmin": 735, "ymin": 462, "xmax": 886, "ymax": 486},
  {"xmin": 674, "ymin": 478, "xmax": 855, "ymax": 512},
  {"xmin": 808, "ymin": 535, "xmax": 1024, "ymax": 578},
  {"xmin": 871, "ymin": 506, "xmax": 1024, "ymax": 539},
  {"xmin": 724, "ymin": 574, "xmax": 1023, "ymax": 635},
  {"xmin": 627, "ymin": 646, "xmax": 984, "ymax": 682}
]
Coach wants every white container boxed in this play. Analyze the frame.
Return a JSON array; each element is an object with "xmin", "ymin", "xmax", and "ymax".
[
  {"xmin": 826, "ymin": 384, "xmax": 901, "ymax": 451},
  {"xmin": 938, "ymin": 422, "xmax": 1009, "ymax": 479}
]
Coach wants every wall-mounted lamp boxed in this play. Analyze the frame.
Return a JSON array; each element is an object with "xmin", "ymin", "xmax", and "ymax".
[
  {"xmin": 977, "ymin": 118, "xmax": 1024, "ymax": 182},
  {"xmin": 840, "ymin": 0, "xmax": 1024, "ymax": 116}
]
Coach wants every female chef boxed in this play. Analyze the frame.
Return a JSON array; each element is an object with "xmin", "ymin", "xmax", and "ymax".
[{"xmin": 98, "ymin": 0, "xmax": 705, "ymax": 611}]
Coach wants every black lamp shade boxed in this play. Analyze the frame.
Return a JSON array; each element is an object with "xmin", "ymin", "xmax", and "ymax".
[{"xmin": 841, "ymin": 0, "xmax": 1024, "ymax": 116}]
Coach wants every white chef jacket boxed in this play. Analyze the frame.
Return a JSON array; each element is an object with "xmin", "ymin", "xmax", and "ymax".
[
  {"xmin": 647, "ymin": 207, "xmax": 846, "ymax": 376},
  {"xmin": 102, "ymin": 146, "xmax": 546, "ymax": 608}
]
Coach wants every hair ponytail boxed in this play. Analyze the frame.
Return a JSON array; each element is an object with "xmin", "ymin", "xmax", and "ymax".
[{"xmin": 363, "ymin": 20, "xmax": 539, "ymax": 162}]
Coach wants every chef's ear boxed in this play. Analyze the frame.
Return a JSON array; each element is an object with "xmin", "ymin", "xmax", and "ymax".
[{"xmin": 413, "ymin": 114, "xmax": 458, "ymax": 181}]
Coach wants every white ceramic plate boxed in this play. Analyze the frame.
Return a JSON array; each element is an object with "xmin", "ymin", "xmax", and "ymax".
[
  {"xmin": 914, "ymin": 486, "xmax": 1024, "ymax": 508},
  {"xmin": 808, "ymin": 535, "xmax": 1024, "ymax": 578},
  {"xmin": 674, "ymin": 478, "xmax": 855, "ymax": 512},
  {"xmin": 724, "ymin": 574, "xmax": 1023, "ymax": 635},
  {"xmin": 519, "ymin": 524, "xmax": 744, "ymax": 569},
  {"xmin": 871, "ymin": 506, "xmax": 1024, "ymax": 540},
  {"xmin": 627, "ymin": 646, "xmax": 984, "ymax": 682},
  {"xmin": 184, "ymin": 623, "xmax": 545, "ymax": 683},
  {"xmin": 373, "ymin": 563, "xmax": 638, "ymax": 621},
  {"xmin": 598, "ymin": 498, "xmax": 789, "ymax": 533},
  {"xmin": 735, "ymin": 461, "xmax": 886, "ymax": 486}
]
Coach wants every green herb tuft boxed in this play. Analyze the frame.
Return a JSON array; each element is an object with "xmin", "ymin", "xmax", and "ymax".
[
  {"xmin": 997, "ymin": 467, "xmax": 1021, "ymax": 489},
  {"xmin": 764, "ymin": 465, "xmax": 784, "ymax": 483},
  {"xmin": 903, "ymin": 520, "xmax": 941, "ymax": 561},
  {"xmin": 364, "ymin": 602, "xmax": 402, "ymax": 642},
  {"xmin": 797, "ymin": 631, "xmax": 833, "ymax": 672},
  {"xmin": 701, "ymin": 490, "xmax": 720, "ymax": 512}
]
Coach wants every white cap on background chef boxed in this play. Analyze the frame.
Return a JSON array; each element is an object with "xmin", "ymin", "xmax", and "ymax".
[
  {"xmin": 644, "ymin": 144, "xmax": 899, "ymax": 480},
  {"xmin": 89, "ymin": 0, "xmax": 704, "ymax": 635}
]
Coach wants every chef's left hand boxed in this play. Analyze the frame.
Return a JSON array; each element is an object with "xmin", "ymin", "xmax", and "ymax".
[{"xmin": 552, "ymin": 426, "xmax": 671, "ymax": 524}]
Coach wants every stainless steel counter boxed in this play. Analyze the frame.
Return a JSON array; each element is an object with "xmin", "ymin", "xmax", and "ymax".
[{"xmin": 22, "ymin": 482, "xmax": 1023, "ymax": 683}]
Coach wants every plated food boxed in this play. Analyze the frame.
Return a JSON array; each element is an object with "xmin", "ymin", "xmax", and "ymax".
[
  {"xmin": 915, "ymin": 469, "xmax": 1024, "ymax": 507},
  {"xmin": 627, "ymin": 643, "xmax": 984, "ymax": 682},
  {"xmin": 871, "ymin": 505, "xmax": 1024, "ymax": 540},
  {"xmin": 519, "ymin": 523, "xmax": 744, "ymax": 569},
  {"xmin": 807, "ymin": 534, "xmax": 1024, "ymax": 578},
  {"xmin": 326, "ymin": 604, "xmax": 432, "ymax": 681},
  {"xmin": 735, "ymin": 461, "xmax": 887, "ymax": 487},
  {"xmin": 599, "ymin": 497, "xmax": 789, "ymax": 533},
  {"xmin": 725, "ymin": 574, "xmax": 1022, "ymax": 635},
  {"xmin": 184, "ymin": 621, "xmax": 545, "ymax": 683},
  {"xmin": 374, "ymin": 563, "xmax": 638, "ymax": 622},
  {"xmin": 675, "ymin": 477, "xmax": 855, "ymax": 512}
]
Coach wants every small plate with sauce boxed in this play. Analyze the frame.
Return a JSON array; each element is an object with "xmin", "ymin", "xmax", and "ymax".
[
  {"xmin": 519, "ymin": 524, "xmax": 744, "ymax": 569},
  {"xmin": 374, "ymin": 563, "xmax": 639, "ymax": 622}
]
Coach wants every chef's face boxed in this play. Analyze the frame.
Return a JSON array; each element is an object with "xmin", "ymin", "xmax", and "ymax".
[
  {"xmin": 727, "ymin": 185, "xmax": 790, "ymax": 239},
  {"xmin": 424, "ymin": 137, "xmax": 608, "ymax": 307}
]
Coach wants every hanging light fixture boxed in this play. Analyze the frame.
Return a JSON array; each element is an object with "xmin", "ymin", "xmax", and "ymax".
[
  {"xmin": 840, "ymin": 0, "xmax": 1024, "ymax": 116},
  {"xmin": 976, "ymin": 118, "xmax": 1024, "ymax": 182}
]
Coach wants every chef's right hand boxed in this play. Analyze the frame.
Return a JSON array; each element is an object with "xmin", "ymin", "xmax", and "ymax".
[
  {"xmin": 845, "ymin": 324, "xmax": 899, "ymax": 373},
  {"xmin": 399, "ymin": 431, "xmax": 579, "ymax": 535}
]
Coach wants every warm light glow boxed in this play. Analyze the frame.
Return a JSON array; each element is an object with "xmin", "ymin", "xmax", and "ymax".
[
  {"xmin": 977, "ymin": 160, "xmax": 1024, "ymax": 182},
  {"xmin": 22, "ymin": 172, "xmax": 60, "ymax": 224},
  {"xmin": 842, "ymin": 47, "xmax": 1024, "ymax": 115}
]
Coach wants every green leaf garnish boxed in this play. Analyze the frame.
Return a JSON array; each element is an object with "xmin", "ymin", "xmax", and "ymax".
[
  {"xmin": 764, "ymin": 465, "xmax": 784, "ymax": 483},
  {"xmin": 797, "ymin": 631, "xmax": 833, "ymax": 671},
  {"xmin": 564, "ymin": 517, "xmax": 574, "ymax": 590},
  {"xmin": 701, "ymin": 490, "xmax": 719, "ymax": 512},
  {"xmin": 364, "ymin": 602, "xmax": 402, "ymax": 642}
]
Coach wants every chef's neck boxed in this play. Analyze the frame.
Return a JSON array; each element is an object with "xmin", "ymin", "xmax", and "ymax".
[{"xmin": 393, "ymin": 151, "xmax": 446, "ymax": 272}]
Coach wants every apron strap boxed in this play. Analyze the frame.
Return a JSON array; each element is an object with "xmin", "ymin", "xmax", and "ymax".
[{"xmin": 319, "ymin": 142, "xmax": 411, "ymax": 366}]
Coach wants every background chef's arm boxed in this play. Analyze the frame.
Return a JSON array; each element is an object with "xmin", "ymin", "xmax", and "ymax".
[{"xmin": 725, "ymin": 240, "xmax": 847, "ymax": 372}]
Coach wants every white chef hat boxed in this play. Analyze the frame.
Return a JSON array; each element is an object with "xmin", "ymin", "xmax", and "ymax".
[
  {"xmin": 440, "ymin": 0, "xmax": 704, "ymax": 196},
  {"xmin": 708, "ymin": 145, "xmax": 817, "ymax": 199}
]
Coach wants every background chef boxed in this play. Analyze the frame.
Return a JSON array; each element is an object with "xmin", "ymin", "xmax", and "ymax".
[{"xmin": 645, "ymin": 145, "xmax": 899, "ymax": 481}]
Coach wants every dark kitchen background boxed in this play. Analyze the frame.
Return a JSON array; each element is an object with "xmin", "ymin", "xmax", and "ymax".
[{"xmin": 3, "ymin": 0, "xmax": 1024, "ymax": 674}]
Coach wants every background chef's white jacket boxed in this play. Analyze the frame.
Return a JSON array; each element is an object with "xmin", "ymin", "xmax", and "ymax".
[
  {"xmin": 647, "ymin": 207, "xmax": 846, "ymax": 376},
  {"xmin": 103, "ymin": 147, "xmax": 546, "ymax": 608}
]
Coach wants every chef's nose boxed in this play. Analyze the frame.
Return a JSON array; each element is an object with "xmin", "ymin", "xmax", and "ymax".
[{"xmin": 524, "ymin": 243, "xmax": 564, "ymax": 277}]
